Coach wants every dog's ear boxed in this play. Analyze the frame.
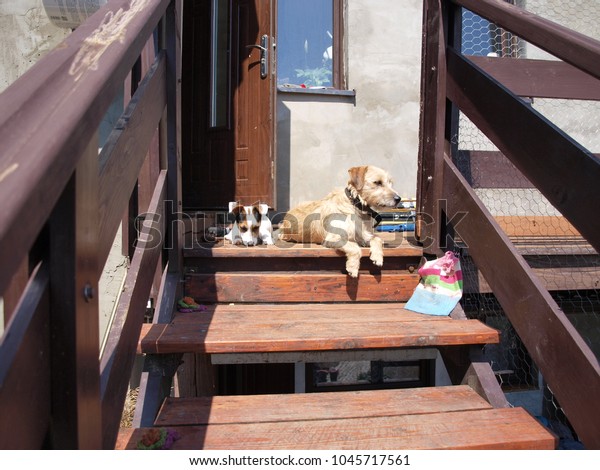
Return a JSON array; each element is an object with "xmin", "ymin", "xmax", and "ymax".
[
  {"xmin": 251, "ymin": 204, "xmax": 262, "ymax": 221},
  {"xmin": 228, "ymin": 201, "xmax": 240, "ymax": 213},
  {"xmin": 256, "ymin": 203, "xmax": 269, "ymax": 215},
  {"xmin": 348, "ymin": 166, "xmax": 369, "ymax": 190},
  {"xmin": 229, "ymin": 202, "xmax": 244, "ymax": 220}
]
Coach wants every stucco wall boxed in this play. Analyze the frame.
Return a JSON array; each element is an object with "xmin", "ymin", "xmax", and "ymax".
[
  {"xmin": 276, "ymin": 0, "xmax": 423, "ymax": 211},
  {"xmin": 0, "ymin": 0, "xmax": 70, "ymax": 92}
]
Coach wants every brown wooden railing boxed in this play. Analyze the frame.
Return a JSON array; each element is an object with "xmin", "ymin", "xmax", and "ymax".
[
  {"xmin": 0, "ymin": 0, "xmax": 181, "ymax": 449},
  {"xmin": 1, "ymin": 0, "xmax": 598, "ymax": 451},
  {"xmin": 417, "ymin": 0, "xmax": 600, "ymax": 448}
]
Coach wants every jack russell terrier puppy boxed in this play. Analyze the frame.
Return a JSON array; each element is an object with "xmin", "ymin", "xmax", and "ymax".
[{"xmin": 224, "ymin": 202, "xmax": 274, "ymax": 246}]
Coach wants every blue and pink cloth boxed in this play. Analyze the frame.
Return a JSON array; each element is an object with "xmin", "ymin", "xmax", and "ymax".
[{"xmin": 405, "ymin": 251, "xmax": 463, "ymax": 316}]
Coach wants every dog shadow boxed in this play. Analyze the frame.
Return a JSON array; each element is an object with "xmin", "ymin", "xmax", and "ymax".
[{"xmin": 344, "ymin": 268, "xmax": 382, "ymax": 301}]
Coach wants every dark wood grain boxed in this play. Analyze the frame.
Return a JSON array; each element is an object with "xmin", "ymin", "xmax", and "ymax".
[
  {"xmin": 416, "ymin": 0, "xmax": 448, "ymax": 253},
  {"xmin": 467, "ymin": 56, "xmax": 600, "ymax": 100},
  {"xmin": 447, "ymin": 49, "xmax": 600, "ymax": 254},
  {"xmin": 98, "ymin": 52, "xmax": 167, "ymax": 265},
  {"xmin": 0, "ymin": 263, "xmax": 50, "ymax": 449},
  {"xmin": 48, "ymin": 138, "xmax": 102, "ymax": 449},
  {"xmin": 0, "ymin": 0, "xmax": 170, "ymax": 294},
  {"xmin": 455, "ymin": 0, "xmax": 600, "ymax": 81},
  {"xmin": 100, "ymin": 171, "xmax": 166, "ymax": 449},
  {"xmin": 443, "ymin": 153, "xmax": 600, "ymax": 449}
]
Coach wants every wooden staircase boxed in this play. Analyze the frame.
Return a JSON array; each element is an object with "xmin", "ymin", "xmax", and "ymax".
[{"xmin": 116, "ymin": 237, "xmax": 556, "ymax": 449}]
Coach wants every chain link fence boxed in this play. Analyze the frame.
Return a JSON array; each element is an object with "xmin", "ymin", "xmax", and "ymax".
[{"xmin": 456, "ymin": 0, "xmax": 599, "ymax": 448}]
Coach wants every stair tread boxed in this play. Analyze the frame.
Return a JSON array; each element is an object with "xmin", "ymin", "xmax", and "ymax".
[
  {"xmin": 116, "ymin": 390, "xmax": 556, "ymax": 449},
  {"xmin": 185, "ymin": 238, "xmax": 422, "ymax": 259},
  {"xmin": 139, "ymin": 303, "xmax": 499, "ymax": 354},
  {"xmin": 154, "ymin": 385, "xmax": 492, "ymax": 426}
]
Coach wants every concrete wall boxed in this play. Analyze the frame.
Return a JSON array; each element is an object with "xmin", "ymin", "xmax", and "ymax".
[
  {"xmin": 276, "ymin": 0, "xmax": 423, "ymax": 211},
  {"xmin": 0, "ymin": 0, "xmax": 70, "ymax": 92}
]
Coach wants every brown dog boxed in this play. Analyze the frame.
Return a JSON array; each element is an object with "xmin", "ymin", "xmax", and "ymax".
[{"xmin": 278, "ymin": 165, "xmax": 401, "ymax": 277}]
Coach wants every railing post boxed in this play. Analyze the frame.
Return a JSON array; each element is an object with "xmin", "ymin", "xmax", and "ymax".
[
  {"xmin": 165, "ymin": 0, "xmax": 183, "ymax": 275},
  {"xmin": 417, "ymin": 0, "xmax": 448, "ymax": 256},
  {"xmin": 48, "ymin": 134, "xmax": 102, "ymax": 449}
]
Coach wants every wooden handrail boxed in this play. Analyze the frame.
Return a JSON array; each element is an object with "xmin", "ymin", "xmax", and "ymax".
[
  {"xmin": 446, "ymin": 48, "xmax": 600, "ymax": 254},
  {"xmin": 443, "ymin": 154, "xmax": 600, "ymax": 447},
  {"xmin": 0, "ymin": 0, "xmax": 179, "ymax": 449},
  {"xmin": 0, "ymin": 262, "xmax": 50, "ymax": 448},
  {"xmin": 453, "ymin": 0, "xmax": 600, "ymax": 80},
  {"xmin": 0, "ymin": 0, "xmax": 169, "ymax": 294},
  {"xmin": 419, "ymin": 0, "xmax": 600, "ymax": 449},
  {"xmin": 466, "ymin": 56, "xmax": 600, "ymax": 101},
  {"xmin": 100, "ymin": 170, "xmax": 167, "ymax": 449},
  {"xmin": 98, "ymin": 51, "xmax": 168, "ymax": 267}
]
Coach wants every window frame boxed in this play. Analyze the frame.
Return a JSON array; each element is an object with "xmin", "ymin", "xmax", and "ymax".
[
  {"xmin": 276, "ymin": 0, "xmax": 351, "ymax": 95},
  {"xmin": 331, "ymin": 0, "xmax": 345, "ymax": 89}
]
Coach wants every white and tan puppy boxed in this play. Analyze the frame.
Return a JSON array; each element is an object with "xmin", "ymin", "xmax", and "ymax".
[
  {"xmin": 278, "ymin": 166, "xmax": 401, "ymax": 277},
  {"xmin": 225, "ymin": 202, "xmax": 274, "ymax": 246}
]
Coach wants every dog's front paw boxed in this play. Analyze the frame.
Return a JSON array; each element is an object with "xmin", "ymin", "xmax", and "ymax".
[
  {"xmin": 345, "ymin": 261, "xmax": 360, "ymax": 278},
  {"xmin": 370, "ymin": 253, "xmax": 384, "ymax": 267}
]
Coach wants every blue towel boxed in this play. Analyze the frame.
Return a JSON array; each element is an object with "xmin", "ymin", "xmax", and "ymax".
[{"xmin": 405, "ymin": 284, "xmax": 461, "ymax": 316}]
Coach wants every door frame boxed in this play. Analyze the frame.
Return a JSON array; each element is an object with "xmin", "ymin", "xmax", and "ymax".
[{"xmin": 181, "ymin": 0, "xmax": 276, "ymax": 211}]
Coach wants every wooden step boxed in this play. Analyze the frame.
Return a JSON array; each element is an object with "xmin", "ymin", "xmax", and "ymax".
[
  {"xmin": 115, "ymin": 386, "xmax": 556, "ymax": 449},
  {"xmin": 139, "ymin": 303, "xmax": 499, "ymax": 355},
  {"xmin": 152, "ymin": 385, "xmax": 490, "ymax": 425},
  {"xmin": 461, "ymin": 249, "xmax": 600, "ymax": 293},
  {"xmin": 184, "ymin": 240, "xmax": 422, "ymax": 273},
  {"xmin": 460, "ymin": 216, "xmax": 599, "ymax": 292},
  {"xmin": 184, "ymin": 240, "xmax": 422, "ymax": 303},
  {"xmin": 184, "ymin": 237, "xmax": 422, "ymax": 260},
  {"xmin": 185, "ymin": 271, "xmax": 421, "ymax": 303}
]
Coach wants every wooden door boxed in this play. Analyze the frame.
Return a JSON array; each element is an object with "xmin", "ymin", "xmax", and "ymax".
[{"xmin": 182, "ymin": 0, "xmax": 274, "ymax": 210}]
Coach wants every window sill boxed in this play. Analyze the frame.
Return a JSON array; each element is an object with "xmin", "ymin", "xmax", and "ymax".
[{"xmin": 277, "ymin": 85, "xmax": 356, "ymax": 98}]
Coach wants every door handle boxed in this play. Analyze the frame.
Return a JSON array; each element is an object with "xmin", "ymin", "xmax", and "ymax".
[
  {"xmin": 245, "ymin": 34, "xmax": 269, "ymax": 79},
  {"xmin": 246, "ymin": 44, "xmax": 267, "ymax": 53}
]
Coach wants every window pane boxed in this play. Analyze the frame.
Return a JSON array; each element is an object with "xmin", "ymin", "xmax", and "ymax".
[
  {"xmin": 277, "ymin": 0, "xmax": 333, "ymax": 87},
  {"xmin": 210, "ymin": 0, "xmax": 229, "ymax": 128}
]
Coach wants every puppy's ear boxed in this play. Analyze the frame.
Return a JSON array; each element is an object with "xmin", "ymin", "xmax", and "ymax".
[
  {"xmin": 229, "ymin": 202, "xmax": 244, "ymax": 220},
  {"xmin": 228, "ymin": 201, "xmax": 240, "ymax": 213},
  {"xmin": 251, "ymin": 204, "xmax": 261, "ymax": 219},
  {"xmin": 257, "ymin": 203, "xmax": 269, "ymax": 215},
  {"xmin": 348, "ymin": 166, "xmax": 369, "ymax": 190}
]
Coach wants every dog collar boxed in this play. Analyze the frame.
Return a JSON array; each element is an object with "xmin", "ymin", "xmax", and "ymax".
[{"xmin": 345, "ymin": 187, "xmax": 382, "ymax": 227}]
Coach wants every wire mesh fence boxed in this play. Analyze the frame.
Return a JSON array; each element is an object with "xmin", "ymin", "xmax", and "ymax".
[{"xmin": 456, "ymin": 0, "xmax": 599, "ymax": 448}]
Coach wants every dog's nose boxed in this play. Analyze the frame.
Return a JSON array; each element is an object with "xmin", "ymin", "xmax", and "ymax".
[{"xmin": 394, "ymin": 195, "xmax": 402, "ymax": 205}]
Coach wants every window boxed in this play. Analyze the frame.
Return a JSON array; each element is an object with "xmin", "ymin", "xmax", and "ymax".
[
  {"xmin": 306, "ymin": 360, "xmax": 434, "ymax": 392},
  {"xmin": 277, "ymin": 0, "xmax": 344, "ymax": 89},
  {"xmin": 210, "ymin": 0, "xmax": 230, "ymax": 128}
]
